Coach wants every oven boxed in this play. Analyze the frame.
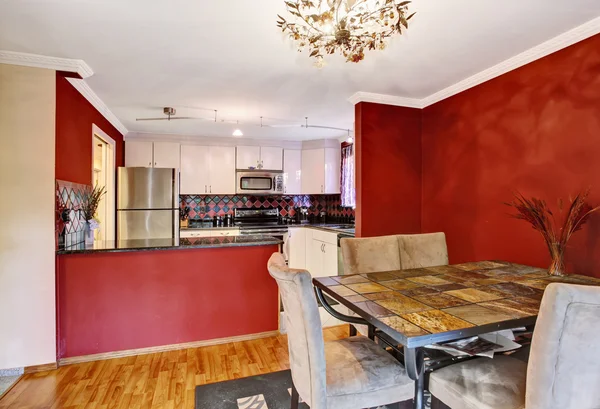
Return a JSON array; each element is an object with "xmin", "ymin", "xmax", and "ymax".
[
  {"xmin": 235, "ymin": 208, "xmax": 289, "ymax": 261},
  {"xmin": 236, "ymin": 171, "xmax": 284, "ymax": 195}
]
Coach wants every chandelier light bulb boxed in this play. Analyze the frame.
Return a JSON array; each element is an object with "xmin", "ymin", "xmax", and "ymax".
[{"xmin": 233, "ymin": 129, "xmax": 243, "ymax": 137}]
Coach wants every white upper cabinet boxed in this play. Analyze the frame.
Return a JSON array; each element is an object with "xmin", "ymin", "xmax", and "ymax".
[
  {"xmin": 236, "ymin": 146, "xmax": 283, "ymax": 170},
  {"xmin": 301, "ymin": 148, "xmax": 340, "ymax": 194},
  {"xmin": 208, "ymin": 146, "xmax": 236, "ymax": 194},
  {"xmin": 181, "ymin": 145, "xmax": 235, "ymax": 195},
  {"xmin": 324, "ymin": 147, "xmax": 341, "ymax": 194},
  {"xmin": 153, "ymin": 142, "xmax": 180, "ymax": 168},
  {"xmin": 236, "ymin": 146, "xmax": 261, "ymax": 169},
  {"xmin": 125, "ymin": 141, "xmax": 180, "ymax": 169},
  {"xmin": 260, "ymin": 147, "xmax": 283, "ymax": 170},
  {"xmin": 125, "ymin": 141, "xmax": 153, "ymax": 167},
  {"xmin": 180, "ymin": 145, "xmax": 211, "ymax": 195},
  {"xmin": 283, "ymin": 149, "xmax": 302, "ymax": 195},
  {"xmin": 301, "ymin": 149, "xmax": 325, "ymax": 194}
]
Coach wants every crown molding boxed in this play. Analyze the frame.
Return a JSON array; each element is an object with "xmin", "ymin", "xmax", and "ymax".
[
  {"xmin": 0, "ymin": 50, "xmax": 93, "ymax": 78},
  {"xmin": 349, "ymin": 16, "xmax": 600, "ymax": 109},
  {"xmin": 347, "ymin": 91, "xmax": 424, "ymax": 108},
  {"xmin": 421, "ymin": 16, "xmax": 600, "ymax": 107},
  {"xmin": 67, "ymin": 78, "xmax": 128, "ymax": 135}
]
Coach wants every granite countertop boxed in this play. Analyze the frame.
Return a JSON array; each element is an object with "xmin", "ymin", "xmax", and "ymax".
[{"xmin": 57, "ymin": 235, "xmax": 283, "ymax": 255}]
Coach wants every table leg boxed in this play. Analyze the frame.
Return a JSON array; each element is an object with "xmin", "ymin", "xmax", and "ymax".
[{"xmin": 404, "ymin": 346, "xmax": 425, "ymax": 409}]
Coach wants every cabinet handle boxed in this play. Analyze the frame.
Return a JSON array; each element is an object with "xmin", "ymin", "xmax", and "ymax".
[
  {"xmin": 209, "ymin": 185, "xmax": 212, "ymax": 193},
  {"xmin": 149, "ymin": 162, "xmax": 152, "ymax": 166},
  {"xmin": 205, "ymin": 185, "xmax": 207, "ymax": 193},
  {"xmin": 321, "ymin": 185, "xmax": 324, "ymax": 193},
  {"xmin": 154, "ymin": 162, "xmax": 157, "ymax": 166}
]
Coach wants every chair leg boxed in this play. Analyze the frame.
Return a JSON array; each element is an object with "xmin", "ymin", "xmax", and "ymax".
[
  {"xmin": 290, "ymin": 382, "xmax": 299, "ymax": 409},
  {"xmin": 349, "ymin": 324, "xmax": 357, "ymax": 336}
]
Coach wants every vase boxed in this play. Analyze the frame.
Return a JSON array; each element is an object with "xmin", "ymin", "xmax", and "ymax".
[
  {"xmin": 548, "ymin": 242, "xmax": 565, "ymax": 276},
  {"xmin": 84, "ymin": 222, "xmax": 95, "ymax": 247}
]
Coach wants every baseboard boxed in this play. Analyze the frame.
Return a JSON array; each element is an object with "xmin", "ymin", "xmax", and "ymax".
[
  {"xmin": 58, "ymin": 330, "xmax": 281, "ymax": 366},
  {"xmin": 23, "ymin": 362, "xmax": 57, "ymax": 374}
]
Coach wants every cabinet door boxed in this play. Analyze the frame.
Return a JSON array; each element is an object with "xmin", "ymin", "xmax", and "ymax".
[
  {"xmin": 324, "ymin": 147, "xmax": 341, "ymax": 194},
  {"xmin": 308, "ymin": 238, "xmax": 324, "ymax": 277},
  {"xmin": 322, "ymin": 242, "xmax": 339, "ymax": 277},
  {"xmin": 283, "ymin": 150, "xmax": 302, "ymax": 195},
  {"xmin": 209, "ymin": 146, "xmax": 236, "ymax": 194},
  {"xmin": 153, "ymin": 142, "xmax": 180, "ymax": 169},
  {"xmin": 260, "ymin": 146, "xmax": 283, "ymax": 170},
  {"xmin": 287, "ymin": 227, "xmax": 307, "ymax": 269},
  {"xmin": 180, "ymin": 145, "xmax": 211, "ymax": 194},
  {"xmin": 236, "ymin": 146, "xmax": 260, "ymax": 169},
  {"xmin": 125, "ymin": 141, "xmax": 153, "ymax": 167},
  {"xmin": 301, "ymin": 149, "xmax": 325, "ymax": 194}
]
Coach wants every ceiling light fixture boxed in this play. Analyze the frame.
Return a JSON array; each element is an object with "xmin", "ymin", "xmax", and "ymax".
[
  {"xmin": 277, "ymin": 0, "xmax": 415, "ymax": 65},
  {"xmin": 233, "ymin": 129, "xmax": 243, "ymax": 137}
]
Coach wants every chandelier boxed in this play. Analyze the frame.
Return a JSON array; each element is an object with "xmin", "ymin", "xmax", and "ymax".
[{"xmin": 277, "ymin": 0, "xmax": 414, "ymax": 65}]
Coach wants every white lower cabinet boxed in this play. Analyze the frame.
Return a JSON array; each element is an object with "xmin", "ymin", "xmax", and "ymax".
[
  {"xmin": 180, "ymin": 228, "xmax": 239, "ymax": 238},
  {"xmin": 281, "ymin": 227, "xmax": 346, "ymax": 331},
  {"xmin": 287, "ymin": 227, "xmax": 307, "ymax": 269}
]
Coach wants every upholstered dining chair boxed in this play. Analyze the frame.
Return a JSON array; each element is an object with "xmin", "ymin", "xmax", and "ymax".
[
  {"xmin": 267, "ymin": 253, "xmax": 414, "ymax": 409},
  {"xmin": 396, "ymin": 233, "xmax": 448, "ymax": 270},
  {"xmin": 428, "ymin": 283, "xmax": 600, "ymax": 409}
]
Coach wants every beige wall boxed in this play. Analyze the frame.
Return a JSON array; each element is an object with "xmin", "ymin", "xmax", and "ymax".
[{"xmin": 0, "ymin": 64, "xmax": 56, "ymax": 367}]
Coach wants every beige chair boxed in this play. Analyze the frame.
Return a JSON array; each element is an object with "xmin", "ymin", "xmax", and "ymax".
[
  {"xmin": 267, "ymin": 253, "xmax": 414, "ymax": 409},
  {"xmin": 429, "ymin": 283, "xmax": 600, "ymax": 409},
  {"xmin": 340, "ymin": 232, "xmax": 448, "ymax": 275}
]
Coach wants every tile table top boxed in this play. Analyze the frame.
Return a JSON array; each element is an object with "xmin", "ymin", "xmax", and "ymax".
[{"xmin": 313, "ymin": 261, "xmax": 600, "ymax": 348}]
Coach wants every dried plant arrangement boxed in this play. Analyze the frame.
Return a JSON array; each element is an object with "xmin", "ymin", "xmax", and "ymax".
[
  {"xmin": 505, "ymin": 188, "xmax": 599, "ymax": 275},
  {"xmin": 81, "ymin": 185, "xmax": 106, "ymax": 222}
]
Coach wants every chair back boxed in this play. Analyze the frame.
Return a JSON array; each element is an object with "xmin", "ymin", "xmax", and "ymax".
[
  {"xmin": 397, "ymin": 232, "xmax": 448, "ymax": 269},
  {"xmin": 526, "ymin": 283, "xmax": 600, "ymax": 409},
  {"xmin": 340, "ymin": 235, "xmax": 401, "ymax": 275},
  {"xmin": 267, "ymin": 253, "xmax": 327, "ymax": 409}
]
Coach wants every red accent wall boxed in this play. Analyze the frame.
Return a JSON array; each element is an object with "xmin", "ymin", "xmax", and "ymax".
[
  {"xmin": 355, "ymin": 102, "xmax": 422, "ymax": 237},
  {"xmin": 56, "ymin": 245, "xmax": 279, "ymax": 358},
  {"xmin": 55, "ymin": 74, "xmax": 124, "ymax": 185},
  {"xmin": 421, "ymin": 34, "xmax": 600, "ymax": 277}
]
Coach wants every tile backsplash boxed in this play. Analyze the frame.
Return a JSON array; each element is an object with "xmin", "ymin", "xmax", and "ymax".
[
  {"xmin": 180, "ymin": 194, "xmax": 355, "ymax": 221},
  {"xmin": 56, "ymin": 180, "xmax": 89, "ymax": 249}
]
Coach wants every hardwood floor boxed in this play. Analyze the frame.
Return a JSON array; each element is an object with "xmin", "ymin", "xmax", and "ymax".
[{"xmin": 0, "ymin": 326, "xmax": 349, "ymax": 409}]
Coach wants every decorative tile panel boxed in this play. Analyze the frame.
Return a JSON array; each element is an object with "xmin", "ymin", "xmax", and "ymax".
[
  {"xmin": 179, "ymin": 194, "xmax": 355, "ymax": 222},
  {"xmin": 56, "ymin": 180, "xmax": 90, "ymax": 250}
]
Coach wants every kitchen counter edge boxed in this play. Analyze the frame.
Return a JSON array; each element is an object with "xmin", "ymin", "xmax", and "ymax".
[{"xmin": 57, "ymin": 235, "xmax": 283, "ymax": 255}]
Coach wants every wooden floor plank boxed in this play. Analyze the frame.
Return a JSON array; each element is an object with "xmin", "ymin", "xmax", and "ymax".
[{"xmin": 0, "ymin": 326, "xmax": 348, "ymax": 409}]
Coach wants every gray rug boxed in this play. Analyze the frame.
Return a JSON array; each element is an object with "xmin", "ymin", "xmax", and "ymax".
[{"xmin": 195, "ymin": 370, "xmax": 427, "ymax": 409}]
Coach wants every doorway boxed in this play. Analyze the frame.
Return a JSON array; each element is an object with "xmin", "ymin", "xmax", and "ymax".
[{"xmin": 92, "ymin": 125, "xmax": 116, "ymax": 241}]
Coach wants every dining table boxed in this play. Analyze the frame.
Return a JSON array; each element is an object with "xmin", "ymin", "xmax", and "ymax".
[{"xmin": 312, "ymin": 260, "xmax": 600, "ymax": 409}]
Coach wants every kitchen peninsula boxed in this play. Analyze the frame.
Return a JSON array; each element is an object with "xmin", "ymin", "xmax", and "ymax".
[{"xmin": 56, "ymin": 235, "xmax": 282, "ymax": 363}]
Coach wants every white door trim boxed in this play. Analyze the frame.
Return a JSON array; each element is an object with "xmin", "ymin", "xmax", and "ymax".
[{"xmin": 92, "ymin": 124, "xmax": 117, "ymax": 241}]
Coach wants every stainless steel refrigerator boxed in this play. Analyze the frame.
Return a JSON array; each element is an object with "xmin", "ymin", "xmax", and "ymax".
[{"xmin": 117, "ymin": 167, "xmax": 179, "ymax": 241}]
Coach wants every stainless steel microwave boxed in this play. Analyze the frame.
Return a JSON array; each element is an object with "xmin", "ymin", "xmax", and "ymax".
[{"xmin": 236, "ymin": 171, "xmax": 284, "ymax": 195}]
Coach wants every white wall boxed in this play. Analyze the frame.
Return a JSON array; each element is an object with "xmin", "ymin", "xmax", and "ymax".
[{"xmin": 0, "ymin": 63, "xmax": 56, "ymax": 368}]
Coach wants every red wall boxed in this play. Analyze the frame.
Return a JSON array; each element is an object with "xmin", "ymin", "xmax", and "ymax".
[
  {"xmin": 55, "ymin": 74, "xmax": 124, "ymax": 185},
  {"xmin": 355, "ymin": 102, "xmax": 422, "ymax": 237},
  {"xmin": 421, "ymin": 34, "xmax": 600, "ymax": 277},
  {"xmin": 57, "ymin": 245, "xmax": 279, "ymax": 358}
]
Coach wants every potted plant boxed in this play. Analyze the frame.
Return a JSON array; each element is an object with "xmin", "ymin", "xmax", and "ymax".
[
  {"xmin": 81, "ymin": 185, "xmax": 106, "ymax": 246},
  {"xmin": 506, "ymin": 188, "xmax": 599, "ymax": 276}
]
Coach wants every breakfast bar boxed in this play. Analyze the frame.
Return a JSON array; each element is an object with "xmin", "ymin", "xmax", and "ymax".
[{"xmin": 56, "ymin": 236, "xmax": 282, "ymax": 363}]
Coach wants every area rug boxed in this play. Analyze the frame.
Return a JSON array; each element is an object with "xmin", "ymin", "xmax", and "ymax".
[{"xmin": 195, "ymin": 370, "xmax": 428, "ymax": 409}]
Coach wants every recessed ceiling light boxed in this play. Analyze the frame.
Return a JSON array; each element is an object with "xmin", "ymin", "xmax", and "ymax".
[{"xmin": 233, "ymin": 129, "xmax": 243, "ymax": 137}]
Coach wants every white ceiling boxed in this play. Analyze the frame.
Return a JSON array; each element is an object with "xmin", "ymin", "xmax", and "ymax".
[{"xmin": 1, "ymin": 0, "xmax": 599, "ymax": 140}]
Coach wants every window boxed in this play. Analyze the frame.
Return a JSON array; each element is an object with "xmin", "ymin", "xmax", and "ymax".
[{"xmin": 341, "ymin": 144, "xmax": 356, "ymax": 208}]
